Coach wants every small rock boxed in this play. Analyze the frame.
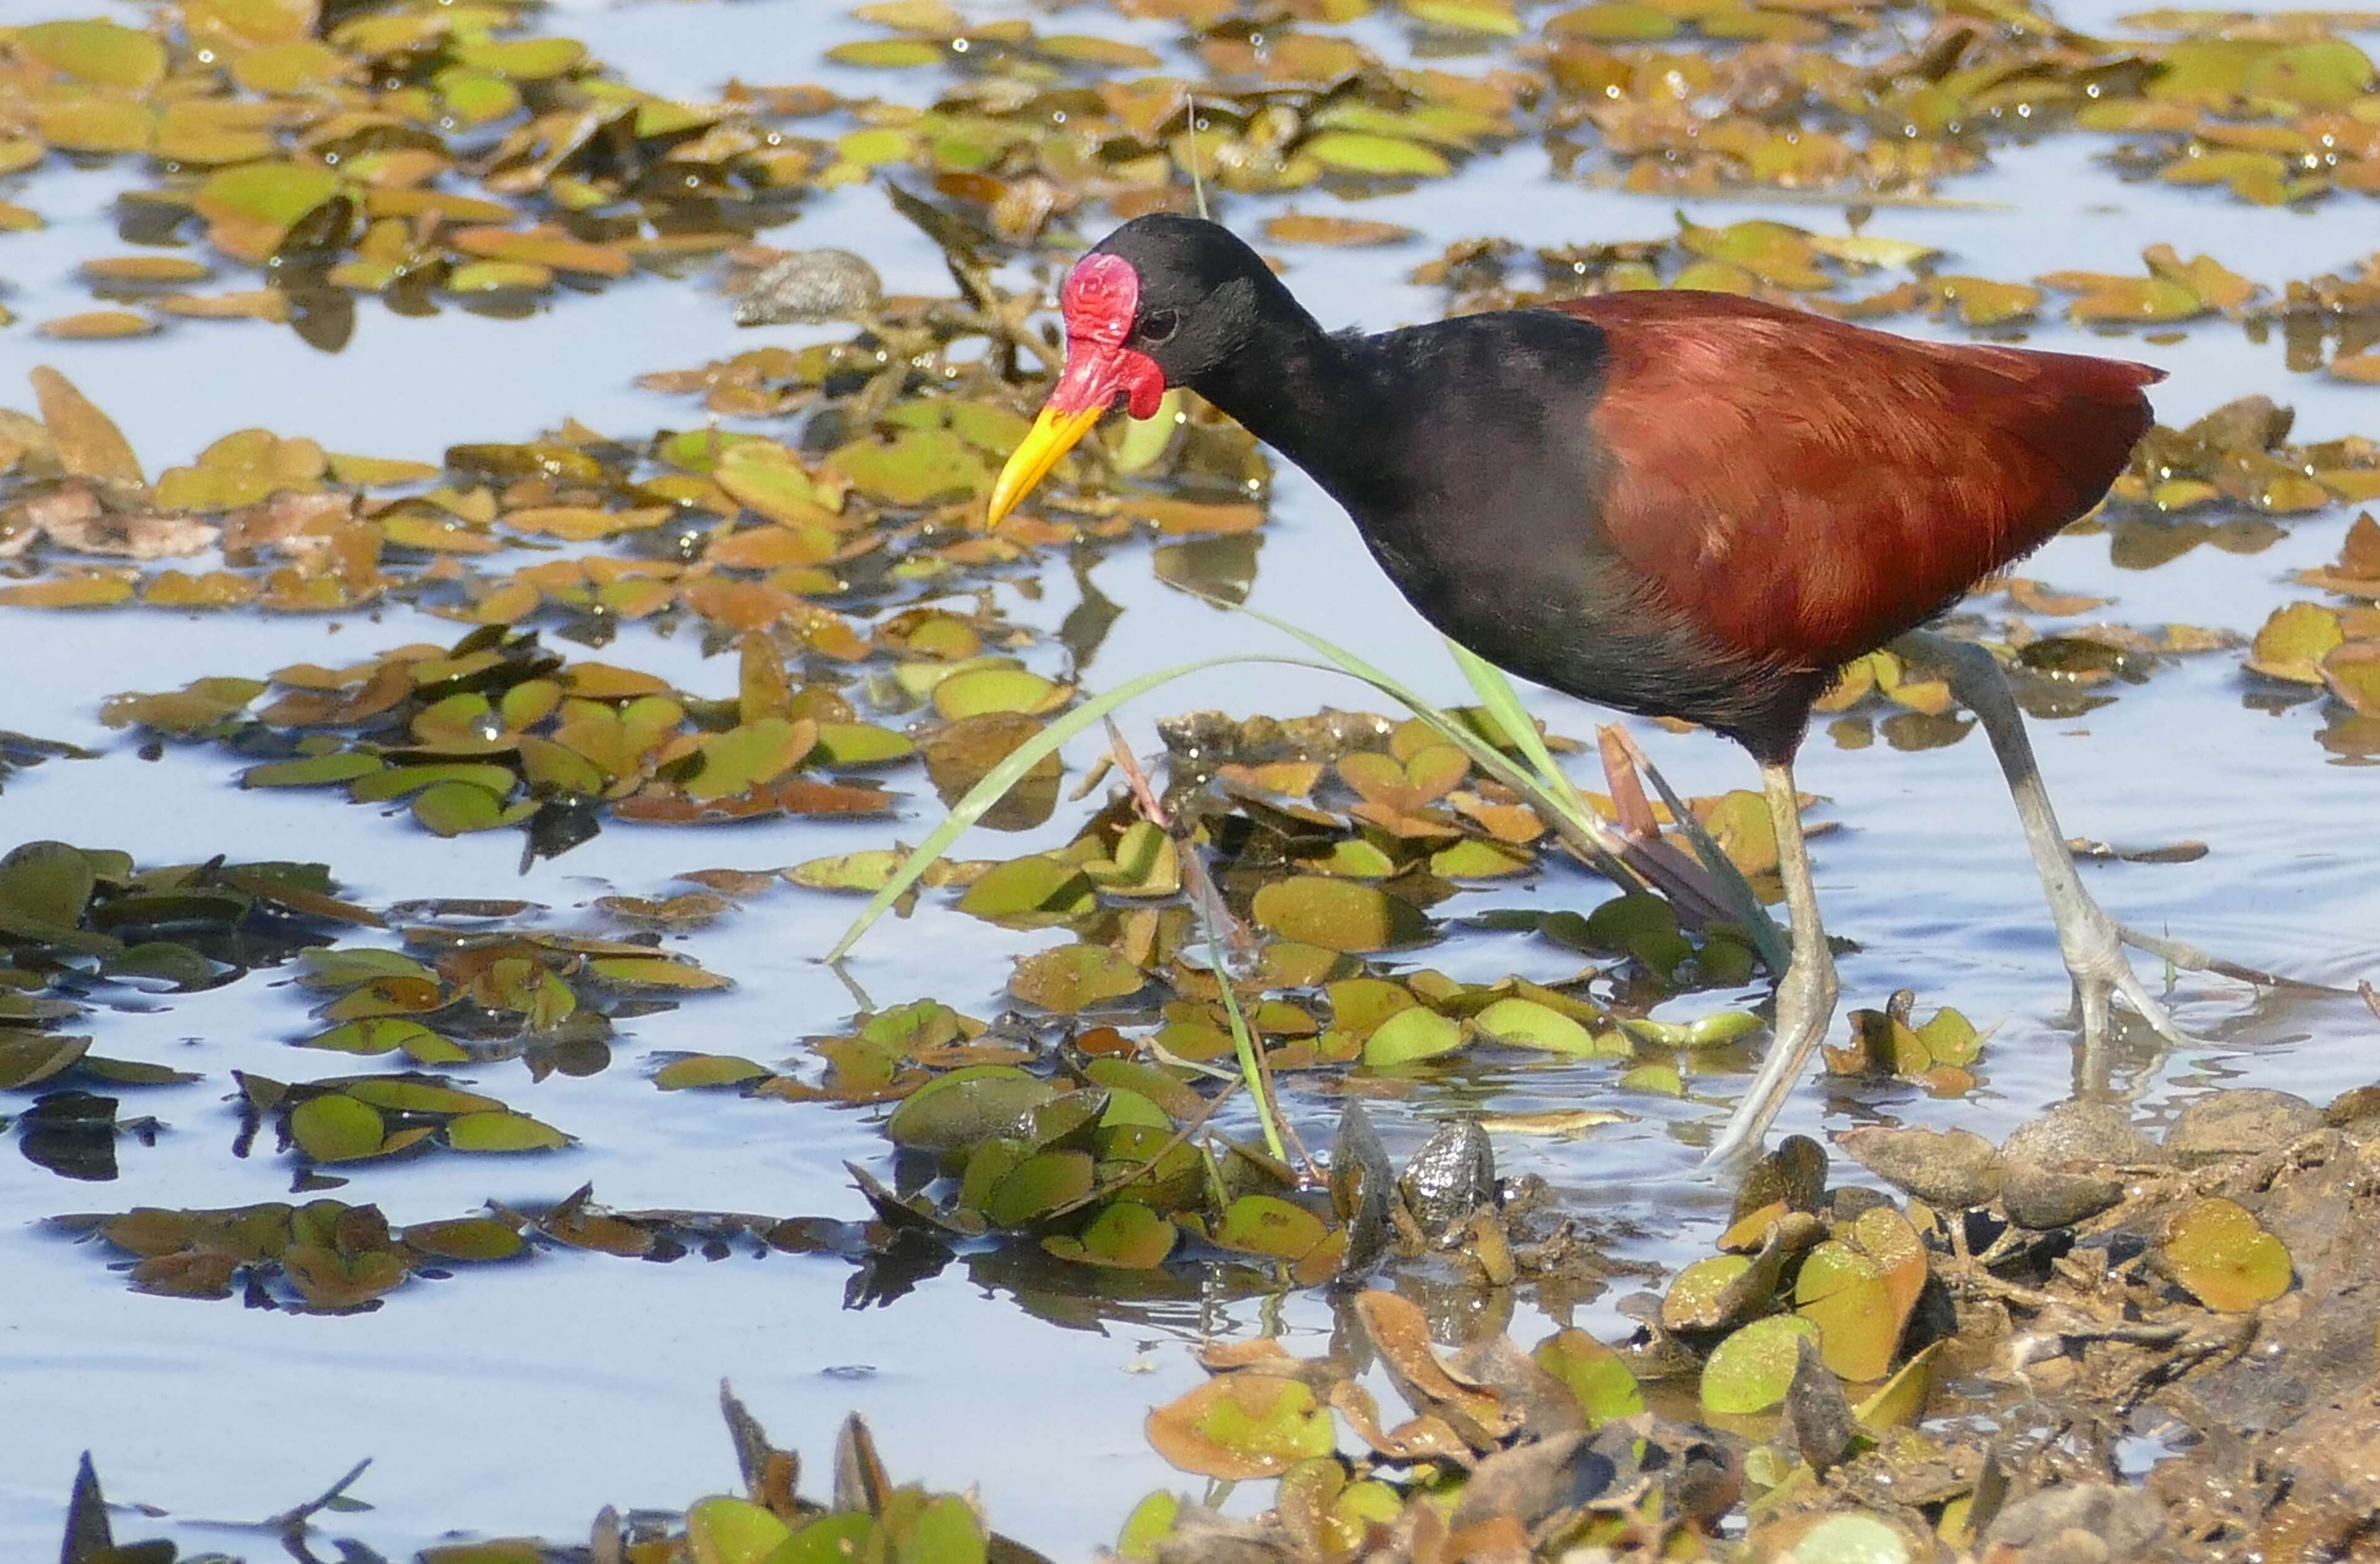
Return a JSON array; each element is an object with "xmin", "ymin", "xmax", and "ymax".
[
  {"xmin": 2183, "ymin": 392, "xmax": 2291, "ymax": 456},
  {"xmin": 1733, "ymin": 1133, "xmax": 1827, "ymax": 1221},
  {"xmin": 2323, "ymin": 1083, "xmax": 2380, "ymax": 1132},
  {"xmin": 732, "ymin": 248, "xmax": 882, "ymax": 326},
  {"xmin": 1999, "ymin": 1101, "xmax": 2158, "ymax": 1230},
  {"xmin": 1330, "ymin": 1100, "xmax": 1396, "ymax": 1282},
  {"xmin": 1828, "ymin": 1184, "xmax": 1896, "ymax": 1223},
  {"xmin": 1982, "ymin": 1481, "xmax": 2164, "ymax": 1563},
  {"xmin": 2164, "ymin": 1088, "xmax": 2322, "ymax": 1167},
  {"xmin": 1154, "ymin": 1504, "xmax": 1295, "ymax": 1564},
  {"xmin": 1399, "ymin": 1117, "xmax": 1495, "ymax": 1236},
  {"xmin": 1784, "ymin": 1335, "xmax": 1858, "ymax": 1475},
  {"xmin": 1838, "ymin": 1124, "xmax": 2004, "ymax": 1209}
]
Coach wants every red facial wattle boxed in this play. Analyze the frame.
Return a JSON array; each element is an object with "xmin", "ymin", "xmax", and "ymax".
[
  {"xmin": 1049, "ymin": 253, "xmax": 1168, "ymax": 419},
  {"xmin": 985, "ymin": 254, "xmax": 1170, "ymax": 527}
]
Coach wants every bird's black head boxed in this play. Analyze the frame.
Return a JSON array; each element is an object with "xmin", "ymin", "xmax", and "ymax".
[
  {"xmin": 1084, "ymin": 214, "xmax": 1280, "ymax": 389},
  {"xmin": 986, "ymin": 215, "xmax": 1288, "ymax": 525}
]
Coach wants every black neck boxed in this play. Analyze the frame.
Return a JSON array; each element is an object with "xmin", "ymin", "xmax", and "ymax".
[{"xmin": 1183, "ymin": 294, "xmax": 1391, "ymax": 512}]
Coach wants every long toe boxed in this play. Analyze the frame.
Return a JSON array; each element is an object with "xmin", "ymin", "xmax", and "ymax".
[
  {"xmin": 2108, "ymin": 963, "xmax": 2193, "ymax": 1047},
  {"xmin": 2068, "ymin": 942, "xmax": 2195, "ymax": 1050}
]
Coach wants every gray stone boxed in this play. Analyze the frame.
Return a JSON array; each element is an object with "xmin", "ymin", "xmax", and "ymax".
[
  {"xmin": 1837, "ymin": 1124, "xmax": 2004, "ymax": 1209},
  {"xmin": 1983, "ymin": 1481, "xmax": 2165, "ymax": 1563},
  {"xmin": 1999, "ymin": 1101, "xmax": 2158, "ymax": 1230},
  {"xmin": 2164, "ymin": 1088, "xmax": 2322, "ymax": 1167}
]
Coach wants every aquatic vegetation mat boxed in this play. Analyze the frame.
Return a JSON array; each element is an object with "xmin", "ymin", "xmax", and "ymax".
[
  {"xmin": 6, "ymin": 0, "xmax": 2380, "ymax": 1557},
  {"xmin": 43, "ymin": 1100, "xmax": 2380, "ymax": 1561}
]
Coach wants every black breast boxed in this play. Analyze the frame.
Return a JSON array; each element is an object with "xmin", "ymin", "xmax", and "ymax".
[{"xmin": 1299, "ymin": 310, "xmax": 1820, "ymax": 756}]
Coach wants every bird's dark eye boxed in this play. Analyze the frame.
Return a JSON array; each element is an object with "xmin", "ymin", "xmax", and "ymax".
[{"xmin": 1140, "ymin": 308, "xmax": 1179, "ymax": 345}]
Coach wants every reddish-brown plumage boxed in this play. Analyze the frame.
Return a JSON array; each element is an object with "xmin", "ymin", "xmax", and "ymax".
[
  {"xmin": 1559, "ymin": 290, "xmax": 2162, "ymax": 672},
  {"xmin": 1014, "ymin": 214, "xmax": 2164, "ymax": 761}
]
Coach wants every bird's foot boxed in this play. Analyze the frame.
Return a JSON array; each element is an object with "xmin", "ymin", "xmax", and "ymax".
[
  {"xmin": 1701, "ymin": 949, "xmax": 1840, "ymax": 1177},
  {"xmin": 2053, "ymin": 892, "xmax": 2193, "ymax": 1050}
]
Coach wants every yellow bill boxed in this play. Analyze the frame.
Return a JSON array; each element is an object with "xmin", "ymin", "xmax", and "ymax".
[{"xmin": 986, "ymin": 404, "xmax": 1103, "ymax": 527}]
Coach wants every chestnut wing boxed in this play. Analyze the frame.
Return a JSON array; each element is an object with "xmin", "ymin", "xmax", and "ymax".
[{"xmin": 1558, "ymin": 292, "xmax": 2158, "ymax": 671}]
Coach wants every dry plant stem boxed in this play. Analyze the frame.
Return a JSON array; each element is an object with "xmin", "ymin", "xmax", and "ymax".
[
  {"xmin": 1103, "ymin": 721, "xmax": 1297, "ymax": 1167},
  {"xmin": 1603, "ymin": 723, "xmax": 1790, "ymax": 959},
  {"xmin": 264, "ymin": 1457, "xmax": 375, "ymax": 1536},
  {"xmin": 1594, "ymin": 728, "xmax": 1739, "ymax": 929},
  {"xmin": 1902, "ymin": 631, "xmax": 2211, "ymax": 1080},
  {"xmin": 1251, "ymin": 1027, "xmax": 1320, "ymax": 1185},
  {"xmin": 1702, "ymin": 759, "xmax": 1840, "ymax": 1171}
]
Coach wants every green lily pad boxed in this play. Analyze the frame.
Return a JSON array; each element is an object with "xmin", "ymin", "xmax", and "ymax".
[
  {"xmin": 1116, "ymin": 1492, "xmax": 1181, "ymax": 1562},
  {"xmin": 654, "ymin": 1055, "xmax": 772, "ymax": 1090},
  {"xmin": 811, "ymin": 723, "xmax": 915, "ymax": 766},
  {"xmin": 0, "ymin": 840, "xmax": 97, "ymax": 927},
  {"xmin": 20, "ymin": 20, "xmax": 169, "ymax": 90},
  {"xmin": 1662, "ymin": 1253, "xmax": 1756, "ymax": 1332},
  {"xmin": 300, "ymin": 1019, "xmax": 466, "ymax": 1064},
  {"xmin": 687, "ymin": 1496, "xmax": 792, "ymax": 1564},
  {"xmin": 588, "ymin": 956, "xmax": 732, "ymax": 991},
  {"xmin": 1008, "ymin": 943, "xmax": 1146, "ymax": 1013},
  {"xmin": 290, "ymin": 1093, "xmax": 387, "ymax": 1162},
  {"xmin": 445, "ymin": 1112, "xmax": 570, "ymax": 1153},
  {"xmin": 1532, "ymin": 1328, "xmax": 1645, "ymax": 1427},
  {"xmin": 1701, "ymin": 1315, "xmax": 1821, "ymax": 1415},
  {"xmin": 1361, "ymin": 1006, "xmax": 1464, "ymax": 1068},
  {"xmin": 1046, "ymin": 1201, "xmax": 1179, "ymax": 1269},
  {"xmin": 686, "ymin": 718, "xmax": 813, "ymax": 800},
  {"xmin": 932, "ymin": 668, "xmax": 1067, "ymax": 720},
  {"xmin": 956, "ymin": 856, "xmax": 1095, "ymax": 928},
  {"xmin": 1144, "ymin": 1375, "xmax": 1336, "ymax": 1480},
  {"xmin": 1471, "ymin": 997, "xmax": 1596, "ymax": 1056},
  {"xmin": 244, "ymin": 752, "xmax": 388, "ymax": 788},
  {"xmin": 884, "ymin": 1066, "xmax": 1057, "ymax": 1154},
  {"xmin": 769, "ymin": 1512, "xmax": 877, "ymax": 1564},
  {"xmin": 1252, "ymin": 876, "xmax": 1428, "ymax": 954},
  {"xmin": 829, "ymin": 426, "xmax": 988, "ymax": 506},
  {"xmin": 1794, "ymin": 1241, "xmax": 1899, "ymax": 1382},
  {"xmin": 1303, "ymin": 132, "xmax": 1451, "ymax": 178},
  {"xmin": 984, "ymin": 1149, "xmax": 1094, "ymax": 1226},
  {"xmin": 2164, "ymin": 1196, "xmax": 2292, "ymax": 1312},
  {"xmin": 411, "ymin": 780, "xmax": 513, "ymax": 836},
  {"xmin": 2249, "ymin": 602, "xmax": 2345, "ymax": 683},
  {"xmin": 404, "ymin": 1218, "xmax": 526, "ymax": 1262},
  {"xmin": 0, "ymin": 1034, "xmax": 93, "ymax": 1090},
  {"xmin": 193, "ymin": 160, "xmax": 344, "ymax": 244},
  {"xmin": 1211, "ymin": 1194, "xmax": 1328, "ymax": 1261}
]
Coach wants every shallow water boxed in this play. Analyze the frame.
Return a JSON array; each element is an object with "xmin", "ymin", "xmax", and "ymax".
[{"xmin": 3, "ymin": 0, "xmax": 2379, "ymax": 1556}]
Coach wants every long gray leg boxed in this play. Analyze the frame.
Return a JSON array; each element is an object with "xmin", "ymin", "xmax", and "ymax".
[
  {"xmin": 1702, "ymin": 759, "xmax": 1840, "ymax": 1172},
  {"xmin": 1898, "ymin": 631, "xmax": 2191, "ymax": 1058}
]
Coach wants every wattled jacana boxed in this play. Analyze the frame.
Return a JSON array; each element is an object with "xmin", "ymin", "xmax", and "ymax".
[{"xmin": 986, "ymin": 213, "xmax": 2210, "ymax": 1167}]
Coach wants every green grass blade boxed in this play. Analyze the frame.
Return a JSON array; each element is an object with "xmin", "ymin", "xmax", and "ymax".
[
  {"xmin": 1229, "ymin": 606, "xmax": 1636, "ymax": 861},
  {"xmin": 827, "ymin": 618, "xmax": 1703, "ymax": 964},
  {"xmin": 825, "ymin": 654, "xmax": 1290, "ymax": 962},
  {"xmin": 1444, "ymin": 639, "xmax": 1586, "ymax": 815},
  {"xmin": 1205, "ymin": 935, "xmax": 1286, "ymax": 1161}
]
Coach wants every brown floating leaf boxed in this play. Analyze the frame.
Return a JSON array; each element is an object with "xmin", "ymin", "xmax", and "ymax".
[
  {"xmin": 1354, "ymin": 1289, "xmax": 1517, "ymax": 1444},
  {"xmin": 1146, "ymin": 1374, "xmax": 1337, "ymax": 1479},
  {"xmin": 1262, "ymin": 213, "xmax": 1417, "ymax": 247},
  {"xmin": 30, "ymin": 367, "xmax": 144, "ymax": 486},
  {"xmin": 39, "ymin": 311, "xmax": 161, "ymax": 341}
]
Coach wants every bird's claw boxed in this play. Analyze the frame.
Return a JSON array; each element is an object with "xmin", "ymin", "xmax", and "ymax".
[{"xmin": 2059, "ymin": 904, "xmax": 2195, "ymax": 1050}]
